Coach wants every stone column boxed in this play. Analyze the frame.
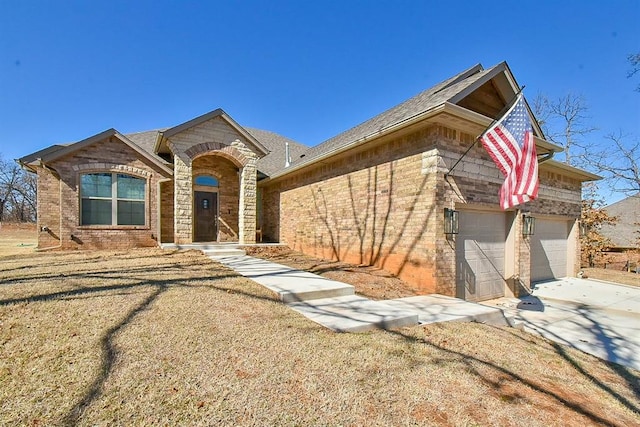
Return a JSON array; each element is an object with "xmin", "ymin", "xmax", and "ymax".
[
  {"xmin": 232, "ymin": 139, "xmax": 257, "ymax": 244},
  {"xmin": 173, "ymin": 154, "xmax": 193, "ymax": 244}
]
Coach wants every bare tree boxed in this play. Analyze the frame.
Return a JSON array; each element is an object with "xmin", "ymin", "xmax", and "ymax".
[
  {"xmin": 532, "ymin": 93, "xmax": 552, "ymax": 138},
  {"xmin": 586, "ymin": 131, "xmax": 640, "ymax": 197},
  {"xmin": 535, "ymin": 93, "xmax": 597, "ymax": 166},
  {"xmin": 629, "ymin": 52, "xmax": 640, "ymax": 92},
  {"xmin": 0, "ymin": 155, "xmax": 37, "ymax": 222}
]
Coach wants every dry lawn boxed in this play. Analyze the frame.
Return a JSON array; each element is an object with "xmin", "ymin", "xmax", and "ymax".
[
  {"xmin": 1, "ymin": 247, "xmax": 639, "ymax": 426},
  {"xmin": 582, "ymin": 267, "xmax": 640, "ymax": 288},
  {"xmin": 0, "ymin": 222, "xmax": 37, "ymax": 257}
]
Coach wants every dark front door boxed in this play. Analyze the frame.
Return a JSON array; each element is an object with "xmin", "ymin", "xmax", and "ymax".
[{"xmin": 195, "ymin": 191, "xmax": 218, "ymax": 242}]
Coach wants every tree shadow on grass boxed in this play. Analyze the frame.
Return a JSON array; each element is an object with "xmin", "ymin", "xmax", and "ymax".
[
  {"xmin": 386, "ymin": 327, "xmax": 636, "ymax": 427},
  {"xmin": 485, "ymin": 322, "xmax": 640, "ymax": 413},
  {"xmin": 61, "ymin": 281, "xmax": 168, "ymax": 425},
  {"xmin": 57, "ymin": 271, "xmax": 277, "ymax": 425},
  {"xmin": 0, "ymin": 250, "xmax": 279, "ymax": 426},
  {"xmin": 7, "ymin": 249, "xmax": 638, "ymax": 426}
]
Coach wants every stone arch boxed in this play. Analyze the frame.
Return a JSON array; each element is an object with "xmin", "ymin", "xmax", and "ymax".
[
  {"xmin": 71, "ymin": 163, "xmax": 152, "ymax": 178},
  {"xmin": 186, "ymin": 142, "xmax": 249, "ymax": 167}
]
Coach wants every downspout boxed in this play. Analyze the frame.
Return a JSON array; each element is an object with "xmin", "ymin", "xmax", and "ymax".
[{"xmin": 538, "ymin": 151, "xmax": 555, "ymax": 164}]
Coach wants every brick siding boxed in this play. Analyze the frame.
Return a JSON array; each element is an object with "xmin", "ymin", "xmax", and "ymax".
[
  {"xmin": 35, "ymin": 136, "xmax": 171, "ymax": 250},
  {"xmin": 262, "ymin": 124, "xmax": 584, "ymax": 296}
]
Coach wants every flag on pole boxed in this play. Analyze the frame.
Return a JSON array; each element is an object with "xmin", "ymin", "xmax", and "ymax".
[{"xmin": 479, "ymin": 94, "xmax": 538, "ymax": 210}]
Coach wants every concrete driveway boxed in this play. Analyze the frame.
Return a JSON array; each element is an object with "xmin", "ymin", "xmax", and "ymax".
[{"xmin": 484, "ymin": 278, "xmax": 640, "ymax": 371}]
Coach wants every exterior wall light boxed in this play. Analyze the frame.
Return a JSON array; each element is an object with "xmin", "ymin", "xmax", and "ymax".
[
  {"xmin": 522, "ymin": 214, "xmax": 535, "ymax": 236},
  {"xmin": 444, "ymin": 208, "xmax": 459, "ymax": 235}
]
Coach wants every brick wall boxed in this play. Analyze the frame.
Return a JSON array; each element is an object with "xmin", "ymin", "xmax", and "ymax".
[
  {"xmin": 160, "ymin": 180, "xmax": 174, "ymax": 243},
  {"xmin": 36, "ymin": 169, "xmax": 62, "ymax": 248},
  {"xmin": 262, "ymin": 123, "xmax": 585, "ymax": 296},
  {"xmin": 262, "ymin": 128, "xmax": 441, "ymax": 292},
  {"xmin": 36, "ymin": 136, "xmax": 171, "ymax": 250}
]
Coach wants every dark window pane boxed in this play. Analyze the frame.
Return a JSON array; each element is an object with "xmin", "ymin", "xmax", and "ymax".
[
  {"xmin": 117, "ymin": 200, "xmax": 145, "ymax": 225},
  {"xmin": 81, "ymin": 199, "xmax": 112, "ymax": 225},
  {"xmin": 81, "ymin": 173, "xmax": 112, "ymax": 198},
  {"xmin": 117, "ymin": 174, "xmax": 145, "ymax": 200}
]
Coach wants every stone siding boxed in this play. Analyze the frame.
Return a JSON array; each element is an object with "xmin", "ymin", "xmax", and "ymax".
[{"xmin": 166, "ymin": 116, "xmax": 258, "ymax": 244}]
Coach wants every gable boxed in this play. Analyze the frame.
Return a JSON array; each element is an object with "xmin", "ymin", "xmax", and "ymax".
[
  {"xmin": 18, "ymin": 129, "xmax": 173, "ymax": 176},
  {"xmin": 456, "ymin": 79, "xmax": 507, "ymax": 119},
  {"xmin": 264, "ymin": 62, "xmax": 561, "ymax": 181},
  {"xmin": 50, "ymin": 134, "xmax": 173, "ymax": 178},
  {"xmin": 157, "ymin": 109, "xmax": 269, "ymax": 158}
]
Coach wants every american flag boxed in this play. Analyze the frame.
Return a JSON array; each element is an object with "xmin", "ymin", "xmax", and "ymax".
[{"xmin": 479, "ymin": 94, "xmax": 539, "ymax": 210}]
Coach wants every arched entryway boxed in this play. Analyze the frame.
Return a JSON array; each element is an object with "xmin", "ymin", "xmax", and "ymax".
[
  {"xmin": 192, "ymin": 154, "xmax": 241, "ymax": 243},
  {"xmin": 193, "ymin": 175, "xmax": 219, "ymax": 242}
]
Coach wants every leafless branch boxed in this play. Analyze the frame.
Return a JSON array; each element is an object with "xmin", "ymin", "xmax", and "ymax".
[{"xmin": 585, "ymin": 131, "xmax": 640, "ymax": 196}]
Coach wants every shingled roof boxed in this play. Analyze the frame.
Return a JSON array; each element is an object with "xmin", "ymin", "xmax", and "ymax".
[
  {"xmin": 269, "ymin": 62, "xmax": 510, "ymax": 178},
  {"xmin": 125, "ymin": 127, "xmax": 308, "ymax": 177},
  {"xmin": 600, "ymin": 194, "xmax": 640, "ymax": 249},
  {"xmin": 18, "ymin": 129, "xmax": 173, "ymax": 175},
  {"xmin": 244, "ymin": 127, "xmax": 308, "ymax": 177},
  {"xmin": 20, "ymin": 61, "xmax": 534, "ymax": 180}
]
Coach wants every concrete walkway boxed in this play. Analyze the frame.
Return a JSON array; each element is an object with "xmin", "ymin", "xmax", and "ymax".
[
  {"xmin": 210, "ymin": 253, "xmax": 510, "ymax": 332},
  {"xmin": 192, "ymin": 246, "xmax": 640, "ymax": 369},
  {"xmin": 483, "ymin": 278, "xmax": 640, "ymax": 371}
]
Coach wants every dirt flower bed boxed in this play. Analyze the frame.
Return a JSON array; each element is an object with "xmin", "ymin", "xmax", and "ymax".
[
  {"xmin": 245, "ymin": 246, "xmax": 422, "ymax": 300},
  {"xmin": 1, "ymin": 248, "xmax": 638, "ymax": 426}
]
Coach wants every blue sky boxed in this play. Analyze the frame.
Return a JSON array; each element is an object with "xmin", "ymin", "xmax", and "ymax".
[{"xmin": 1, "ymin": 1, "xmax": 638, "ymax": 191}]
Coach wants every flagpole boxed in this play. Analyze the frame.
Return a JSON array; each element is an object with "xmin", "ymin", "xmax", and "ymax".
[{"xmin": 446, "ymin": 85, "xmax": 526, "ymax": 177}]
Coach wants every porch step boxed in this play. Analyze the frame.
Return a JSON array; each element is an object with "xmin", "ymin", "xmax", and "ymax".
[
  {"xmin": 212, "ymin": 255, "xmax": 355, "ymax": 303},
  {"xmin": 161, "ymin": 243, "xmax": 246, "ymax": 258},
  {"xmin": 288, "ymin": 295, "xmax": 419, "ymax": 332},
  {"xmin": 203, "ymin": 248, "xmax": 247, "ymax": 258}
]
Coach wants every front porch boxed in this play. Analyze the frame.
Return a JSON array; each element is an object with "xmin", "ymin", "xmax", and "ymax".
[
  {"xmin": 154, "ymin": 109, "xmax": 270, "ymax": 246},
  {"xmin": 160, "ymin": 242, "xmax": 286, "ymax": 258}
]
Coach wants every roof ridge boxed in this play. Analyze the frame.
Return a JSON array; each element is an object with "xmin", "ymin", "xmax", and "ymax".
[
  {"xmin": 297, "ymin": 63, "xmax": 489, "ymax": 166},
  {"xmin": 124, "ymin": 128, "xmax": 167, "ymax": 136}
]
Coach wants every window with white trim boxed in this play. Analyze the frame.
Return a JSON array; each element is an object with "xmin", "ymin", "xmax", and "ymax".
[{"xmin": 80, "ymin": 173, "xmax": 146, "ymax": 225}]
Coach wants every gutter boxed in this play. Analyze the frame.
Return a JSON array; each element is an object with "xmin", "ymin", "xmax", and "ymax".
[
  {"xmin": 262, "ymin": 102, "xmax": 562, "ymax": 184},
  {"xmin": 262, "ymin": 103, "xmax": 450, "ymax": 184}
]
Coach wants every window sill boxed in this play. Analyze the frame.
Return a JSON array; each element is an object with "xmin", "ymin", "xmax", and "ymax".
[{"xmin": 78, "ymin": 225, "xmax": 150, "ymax": 230}]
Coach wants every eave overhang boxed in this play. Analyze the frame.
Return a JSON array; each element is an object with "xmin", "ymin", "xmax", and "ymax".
[
  {"xmin": 155, "ymin": 108, "xmax": 270, "ymax": 157},
  {"xmin": 17, "ymin": 129, "xmax": 173, "ymax": 176},
  {"xmin": 260, "ymin": 101, "xmax": 563, "ymax": 185},
  {"xmin": 539, "ymin": 159, "xmax": 601, "ymax": 182}
]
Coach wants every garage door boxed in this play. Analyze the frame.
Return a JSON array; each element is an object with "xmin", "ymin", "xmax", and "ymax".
[
  {"xmin": 455, "ymin": 211, "xmax": 507, "ymax": 302},
  {"xmin": 531, "ymin": 219, "xmax": 569, "ymax": 282}
]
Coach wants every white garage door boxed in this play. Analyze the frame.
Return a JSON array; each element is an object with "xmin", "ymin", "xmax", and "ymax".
[
  {"xmin": 455, "ymin": 211, "xmax": 506, "ymax": 302},
  {"xmin": 531, "ymin": 219, "xmax": 569, "ymax": 282}
]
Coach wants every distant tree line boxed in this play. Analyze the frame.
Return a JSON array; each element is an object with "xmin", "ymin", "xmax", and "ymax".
[{"xmin": 0, "ymin": 155, "xmax": 36, "ymax": 222}]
